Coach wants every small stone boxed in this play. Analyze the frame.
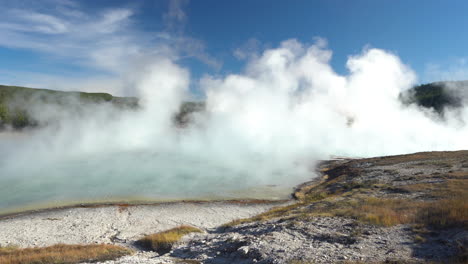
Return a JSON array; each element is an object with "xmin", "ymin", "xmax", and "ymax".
[{"xmin": 238, "ymin": 246, "xmax": 250, "ymax": 255}]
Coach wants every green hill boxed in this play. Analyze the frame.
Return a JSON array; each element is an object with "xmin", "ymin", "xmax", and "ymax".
[{"xmin": 0, "ymin": 85, "xmax": 138, "ymax": 129}]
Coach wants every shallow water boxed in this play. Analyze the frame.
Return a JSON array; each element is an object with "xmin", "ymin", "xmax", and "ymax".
[{"xmin": 0, "ymin": 149, "xmax": 301, "ymax": 215}]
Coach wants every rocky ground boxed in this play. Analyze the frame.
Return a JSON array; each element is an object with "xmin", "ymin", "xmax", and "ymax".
[
  {"xmin": 168, "ymin": 217, "xmax": 466, "ymax": 264},
  {"xmin": 1, "ymin": 151, "xmax": 467, "ymax": 263},
  {"xmin": 0, "ymin": 202, "xmax": 284, "ymax": 248}
]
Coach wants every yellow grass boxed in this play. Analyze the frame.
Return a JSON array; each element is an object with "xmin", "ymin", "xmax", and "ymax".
[
  {"xmin": 0, "ymin": 244, "xmax": 132, "ymax": 264},
  {"xmin": 352, "ymin": 198, "xmax": 419, "ymax": 226},
  {"xmin": 305, "ymin": 195, "xmax": 467, "ymax": 228},
  {"xmin": 0, "ymin": 246, "xmax": 19, "ymax": 255},
  {"xmin": 137, "ymin": 225, "xmax": 202, "ymax": 253},
  {"xmin": 417, "ymin": 198, "xmax": 468, "ymax": 229}
]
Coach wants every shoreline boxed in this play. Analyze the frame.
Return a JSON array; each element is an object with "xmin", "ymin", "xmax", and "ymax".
[{"xmin": 0, "ymin": 198, "xmax": 291, "ymax": 220}]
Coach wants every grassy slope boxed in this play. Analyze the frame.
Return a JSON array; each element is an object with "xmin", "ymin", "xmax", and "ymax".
[{"xmin": 227, "ymin": 151, "xmax": 467, "ymax": 228}]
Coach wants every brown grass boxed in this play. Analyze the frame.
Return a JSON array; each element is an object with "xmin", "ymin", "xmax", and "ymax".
[
  {"xmin": 0, "ymin": 246, "xmax": 19, "ymax": 255},
  {"xmin": 341, "ymin": 197, "xmax": 464, "ymax": 228},
  {"xmin": 417, "ymin": 198, "xmax": 468, "ymax": 229},
  {"xmin": 0, "ymin": 244, "xmax": 132, "ymax": 264},
  {"xmin": 347, "ymin": 198, "xmax": 420, "ymax": 226},
  {"xmin": 137, "ymin": 225, "xmax": 202, "ymax": 253},
  {"xmin": 407, "ymin": 178, "xmax": 467, "ymax": 228},
  {"xmin": 370, "ymin": 151, "xmax": 468, "ymax": 166},
  {"xmin": 294, "ymin": 195, "xmax": 467, "ymax": 228},
  {"xmin": 173, "ymin": 260, "xmax": 201, "ymax": 264}
]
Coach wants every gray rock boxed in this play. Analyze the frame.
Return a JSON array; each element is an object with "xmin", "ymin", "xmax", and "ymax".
[{"xmin": 238, "ymin": 245, "xmax": 250, "ymax": 255}]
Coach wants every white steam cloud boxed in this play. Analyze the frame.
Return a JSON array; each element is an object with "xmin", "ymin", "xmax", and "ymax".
[{"xmin": 1, "ymin": 39, "xmax": 468, "ymax": 213}]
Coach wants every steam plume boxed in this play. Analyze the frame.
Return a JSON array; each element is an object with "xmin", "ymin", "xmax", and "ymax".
[{"xmin": 1, "ymin": 40, "xmax": 467, "ymax": 213}]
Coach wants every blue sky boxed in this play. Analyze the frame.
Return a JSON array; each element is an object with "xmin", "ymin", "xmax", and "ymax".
[{"xmin": 1, "ymin": 0, "xmax": 468, "ymax": 95}]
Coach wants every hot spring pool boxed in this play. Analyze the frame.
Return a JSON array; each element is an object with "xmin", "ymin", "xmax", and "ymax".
[{"xmin": 0, "ymin": 150, "xmax": 306, "ymax": 215}]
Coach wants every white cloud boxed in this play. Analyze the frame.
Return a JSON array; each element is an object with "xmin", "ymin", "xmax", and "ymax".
[
  {"xmin": 163, "ymin": 0, "xmax": 189, "ymax": 33},
  {"xmin": 0, "ymin": 0, "xmax": 219, "ymax": 94},
  {"xmin": 0, "ymin": 3, "xmax": 144, "ymax": 73},
  {"xmin": 14, "ymin": 10, "xmax": 69, "ymax": 34},
  {"xmin": 94, "ymin": 8, "xmax": 133, "ymax": 34}
]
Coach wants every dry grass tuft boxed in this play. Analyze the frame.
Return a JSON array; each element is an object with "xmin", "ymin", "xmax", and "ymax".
[
  {"xmin": 174, "ymin": 259, "xmax": 202, "ymax": 264},
  {"xmin": 417, "ymin": 198, "xmax": 468, "ymax": 229},
  {"xmin": 0, "ymin": 244, "xmax": 132, "ymax": 264},
  {"xmin": 0, "ymin": 246, "xmax": 19, "ymax": 255},
  {"xmin": 349, "ymin": 198, "xmax": 419, "ymax": 226},
  {"xmin": 137, "ymin": 225, "xmax": 202, "ymax": 253}
]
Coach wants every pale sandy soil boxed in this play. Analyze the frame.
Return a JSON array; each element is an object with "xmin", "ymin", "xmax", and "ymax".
[{"xmin": 0, "ymin": 201, "xmax": 286, "ymax": 249}]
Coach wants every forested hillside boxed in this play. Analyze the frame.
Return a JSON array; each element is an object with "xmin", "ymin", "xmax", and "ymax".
[
  {"xmin": 0, "ymin": 85, "xmax": 138, "ymax": 129},
  {"xmin": 401, "ymin": 81, "xmax": 466, "ymax": 112}
]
